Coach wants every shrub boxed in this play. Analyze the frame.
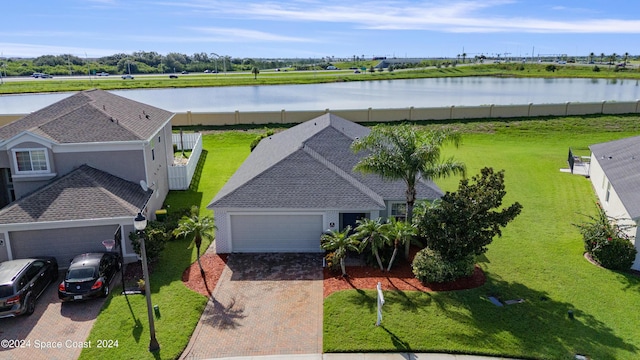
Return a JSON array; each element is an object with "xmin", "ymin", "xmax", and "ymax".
[
  {"xmin": 576, "ymin": 202, "xmax": 637, "ymax": 271},
  {"xmin": 249, "ymin": 128, "xmax": 275, "ymax": 151},
  {"xmin": 129, "ymin": 221, "xmax": 169, "ymax": 262},
  {"xmin": 591, "ymin": 237, "xmax": 637, "ymax": 271},
  {"xmin": 592, "ymin": 65, "xmax": 601, "ymax": 72},
  {"xmin": 324, "ymin": 251, "xmax": 341, "ymax": 272},
  {"xmin": 412, "ymin": 247, "xmax": 475, "ymax": 283}
]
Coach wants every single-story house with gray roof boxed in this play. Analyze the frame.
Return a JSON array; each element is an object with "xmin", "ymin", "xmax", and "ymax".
[
  {"xmin": 589, "ymin": 135, "xmax": 640, "ymax": 270},
  {"xmin": 207, "ymin": 113, "xmax": 443, "ymax": 253},
  {"xmin": 0, "ymin": 89, "xmax": 174, "ymax": 266}
]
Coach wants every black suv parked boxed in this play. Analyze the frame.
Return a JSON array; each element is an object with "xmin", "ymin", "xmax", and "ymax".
[{"xmin": 0, "ymin": 257, "xmax": 59, "ymax": 318}]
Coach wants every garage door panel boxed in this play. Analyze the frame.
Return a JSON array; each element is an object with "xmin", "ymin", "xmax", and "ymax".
[
  {"xmin": 230, "ymin": 214, "xmax": 323, "ymax": 252},
  {"xmin": 10, "ymin": 226, "xmax": 119, "ymax": 268}
]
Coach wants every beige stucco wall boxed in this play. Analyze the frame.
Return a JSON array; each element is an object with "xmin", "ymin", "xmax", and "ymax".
[
  {"xmin": 161, "ymin": 100, "xmax": 640, "ymax": 127},
  {"xmin": 3, "ymin": 100, "xmax": 640, "ymax": 128}
]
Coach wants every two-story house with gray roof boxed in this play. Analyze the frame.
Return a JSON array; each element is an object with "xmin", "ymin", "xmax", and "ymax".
[
  {"xmin": 208, "ymin": 113, "xmax": 443, "ymax": 253},
  {"xmin": 589, "ymin": 135, "xmax": 640, "ymax": 270},
  {"xmin": 0, "ymin": 89, "xmax": 174, "ymax": 266}
]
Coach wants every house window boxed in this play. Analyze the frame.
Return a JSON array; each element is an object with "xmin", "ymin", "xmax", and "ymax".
[
  {"xmin": 391, "ymin": 202, "xmax": 407, "ymax": 220},
  {"xmin": 605, "ymin": 182, "xmax": 611, "ymax": 203},
  {"xmin": 13, "ymin": 149, "xmax": 50, "ymax": 174}
]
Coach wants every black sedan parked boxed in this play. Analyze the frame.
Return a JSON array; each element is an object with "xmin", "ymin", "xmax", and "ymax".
[{"xmin": 58, "ymin": 253, "xmax": 120, "ymax": 302}]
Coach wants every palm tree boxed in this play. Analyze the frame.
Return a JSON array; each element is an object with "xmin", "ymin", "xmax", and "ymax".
[
  {"xmin": 251, "ymin": 66, "xmax": 259, "ymax": 80},
  {"xmin": 351, "ymin": 124, "xmax": 466, "ymax": 258},
  {"xmin": 173, "ymin": 206, "xmax": 216, "ymax": 275},
  {"xmin": 600, "ymin": 53, "xmax": 605, "ymax": 63},
  {"xmin": 354, "ymin": 218, "xmax": 390, "ymax": 271},
  {"xmin": 385, "ymin": 218, "xmax": 417, "ymax": 272},
  {"xmin": 462, "ymin": 53, "xmax": 467, "ymax": 64},
  {"xmin": 589, "ymin": 52, "xmax": 595, "ymax": 63},
  {"xmin": 624, "ymin": 52, "xmax": 629, "ymax": 66},
  {"xmin": 320, "ymin": 226, "xmax": 360, "ymax": 276}
]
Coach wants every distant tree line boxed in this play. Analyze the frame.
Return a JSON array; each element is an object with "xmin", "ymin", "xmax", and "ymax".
[{"xmin": 0, "ymin": 52, "xmax": 328, "ymax": 76}]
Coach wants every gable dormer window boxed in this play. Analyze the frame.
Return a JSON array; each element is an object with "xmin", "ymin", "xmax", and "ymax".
[{"xmin": 12, "ymin": 148, "xmax": 50, "ymax": 174}]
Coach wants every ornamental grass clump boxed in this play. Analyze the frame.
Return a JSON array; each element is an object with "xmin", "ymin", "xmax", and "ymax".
[{"xmin": 575, "ymin": 202, "xmax": 637, "ymax": 271}]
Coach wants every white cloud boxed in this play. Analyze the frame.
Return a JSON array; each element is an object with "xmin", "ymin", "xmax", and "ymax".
[
  {"xmin": 188, "ymin": 27, "xmax": 313, "ymax": 42},
  {"xmin": 164, "ymin": 0, "xmax": 640, "ymax": 34}
]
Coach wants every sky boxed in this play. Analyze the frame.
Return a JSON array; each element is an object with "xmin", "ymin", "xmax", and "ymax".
[{"xmin": 1, "ymin": 0, "xmax": 640, "ymax": 60}]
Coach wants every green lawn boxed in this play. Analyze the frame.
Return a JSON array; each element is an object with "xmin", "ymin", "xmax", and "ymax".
[
  {"xmin": 79, "ymin": 131, "xmax": 254, "ymax": 360},
  {"xmin": 324, "ymin": 115, "xmax": 640, "ymax": 359}
]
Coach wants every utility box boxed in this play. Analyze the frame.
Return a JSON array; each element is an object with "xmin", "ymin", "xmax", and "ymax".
[{"xmin": 155, "ymin": 209, "xmax": 167, "ymax": 222}]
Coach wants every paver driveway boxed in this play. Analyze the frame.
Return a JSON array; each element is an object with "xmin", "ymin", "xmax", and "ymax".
[
  {"xmin": 180, "ymin": 253, "xmax": 324, "ymax": 359},
  {"xmin": 0, "ymin": 272, "xmax": 107, "ymax": 360}
]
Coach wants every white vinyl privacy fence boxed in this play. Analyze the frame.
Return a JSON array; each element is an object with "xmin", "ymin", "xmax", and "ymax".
[{"xmin": 169, "ymin": 132, "xmax": 203, "ymax": 190}]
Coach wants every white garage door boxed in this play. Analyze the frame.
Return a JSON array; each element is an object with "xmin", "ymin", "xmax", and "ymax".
[{"xmin": 230, "ymin": 214, "xmax": 323, "ymax": 252}]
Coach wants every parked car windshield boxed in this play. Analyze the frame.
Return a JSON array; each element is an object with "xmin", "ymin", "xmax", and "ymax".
[
  {"xmin": 0, "ymin": 285, "xmax": 12, "ymax": 297},
  {"xmin": 66, "ymin": 267, "xmax": 96, "ymax": 281}
]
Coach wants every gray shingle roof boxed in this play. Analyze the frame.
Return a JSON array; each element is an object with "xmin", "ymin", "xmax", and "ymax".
[
  {"xmin": 208, "ymin": 113, "xmax": 443, "ymax": 210},
  {"xmin": 0, "ymin": 165, "xmax": 151, "ymax": 224},
  {"xmin": 0, "ymin": 89, "xmax": 173, "ymax": 144},
  {"xmin": 590, "ymin": 135, "xmax": 640, "ymax": 219}
]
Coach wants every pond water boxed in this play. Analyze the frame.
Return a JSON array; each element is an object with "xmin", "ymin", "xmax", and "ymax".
[{"xmin": 1, "ymin": 77, "xmax": 639, "ymax": 114}]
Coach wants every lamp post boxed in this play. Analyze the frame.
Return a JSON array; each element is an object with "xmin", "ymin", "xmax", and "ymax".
[{"xmin": 133, "ymin": 212, "xmax": 160, "ymax": 352}]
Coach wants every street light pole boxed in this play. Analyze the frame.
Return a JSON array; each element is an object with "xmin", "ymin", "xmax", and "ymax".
[{"xmin": 134, "ymin": 212, "xmax": 160, "ymax": 352}]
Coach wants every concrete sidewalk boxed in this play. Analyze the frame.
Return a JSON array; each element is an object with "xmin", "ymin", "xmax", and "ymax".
[{"xmin": 208, "ymin": 354, "xmax": 520, "ymax": 360}]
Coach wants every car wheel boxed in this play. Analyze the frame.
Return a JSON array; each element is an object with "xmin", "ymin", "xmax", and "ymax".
[
  {"xmin": 25, "ymin": 295, "xmax": 36, "ymax": 316},
  {"xmin": 102, "ymin": 284, "xmax": 110, "ymax": 298}
]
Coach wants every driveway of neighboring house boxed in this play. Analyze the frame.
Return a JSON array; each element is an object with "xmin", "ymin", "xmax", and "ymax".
[
  {"xmin": 0, "ymin": 272, "xmax": 108, "ymax": 360},
  {"xmin": 180, "ymin": 253, "xmax": 324, "ymax": 360}
]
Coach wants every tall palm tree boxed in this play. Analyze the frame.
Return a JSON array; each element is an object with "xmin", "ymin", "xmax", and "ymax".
[
  {"xmin": 354, "ymin": 218, "xmax": 390, "ymax": 271},
  {"xmin": 352, "ymin": 124, "xmax": 466, "ymax": 258},
  {"xmin": 589, "ymin": 52, "xmax": 595, "ymax": 63},
  {"xmin": 173, "ymin": 206, "xmax": 216, "ymax": 275},
  {"xmin": 385, "ymin": 218, "xmax": 417, "ymax": 272},
  {"xmin": 600, "ymin": 53, "xmax": 605, "ymax": 63},
  {"xmin": 462, "ymin": 53, "xmax": 467, "ymax": 64},
  {"xmin": 624, "ymin": 52, "xmax": 629, "ymax": 65},
  {"xmin": 320, "ymin": 226, "xmax": 360, "ymax": 277}
]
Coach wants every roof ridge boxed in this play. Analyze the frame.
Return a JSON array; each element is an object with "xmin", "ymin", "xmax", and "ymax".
[{"xmin": 303, "ymin": 144, "xmax": 385, "ymax": 207}]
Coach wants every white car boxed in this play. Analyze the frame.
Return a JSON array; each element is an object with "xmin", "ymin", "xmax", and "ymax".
[{"xmin": 121, "ymin": 74, "xmax": 134, "ymax": 79}]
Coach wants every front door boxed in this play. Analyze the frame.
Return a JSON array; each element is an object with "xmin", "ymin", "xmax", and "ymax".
[{"xmin": 340, "ymin": 213, "xmax": 367, "ymax": 231}]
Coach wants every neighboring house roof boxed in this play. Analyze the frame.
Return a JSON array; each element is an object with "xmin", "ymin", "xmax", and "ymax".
[
  {"xmin": 0, "ymin": 89, "xmax": 173, "ymax": 144},
  {"xmin": 209, "ymin": 113, "xmax": 443, "ymax": 210},
  {"xmin": 590, "ymin": 135, "xmax": 640, "ymax": 219},
  {"xmin": 0, "ymin": 165, "xmax": 151, "ymax": 224}
]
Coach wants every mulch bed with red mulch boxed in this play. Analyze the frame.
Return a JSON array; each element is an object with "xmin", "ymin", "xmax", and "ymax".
[
  {"xmin": 181, "ymin": 253, "xmax": 229, "ymax": 297},
  {"xmin": 323, "ymin": 263, "xmax": 485, "ymax": 298},
  {"xmin": 178, "ymin": 251, "xmax": 485, "ymax": 299}
]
